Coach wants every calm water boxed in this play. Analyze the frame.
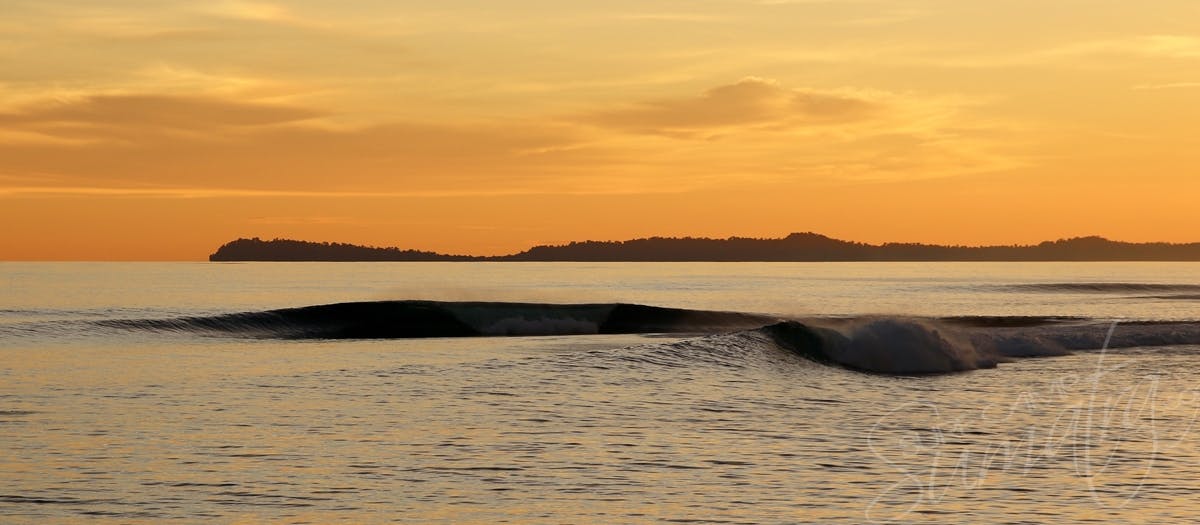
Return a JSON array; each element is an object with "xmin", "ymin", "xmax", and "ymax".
[{"xmin": 2, "ymin": 262, "xmax": 1200, "ymax": 523}]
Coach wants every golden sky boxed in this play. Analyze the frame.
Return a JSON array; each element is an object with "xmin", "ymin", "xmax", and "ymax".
[{"xmin": 2, "ymin": 0, "xmax": 1199, "ymax": 260}]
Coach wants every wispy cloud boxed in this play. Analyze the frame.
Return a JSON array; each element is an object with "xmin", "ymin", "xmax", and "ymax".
[
  {"xmin": 579, "ymin": 78, "xmax": 879, "ymax": 136},
  {"xmin": 1044, "ymin": 35, "xmax": 1200, "ymax": 60},
  {"xmin": 0, "ymin": 74, "xmax": 1030, "ymax": 204},
  {"xmin": 132, "ymin": 65, "xmax": 275, "ymax": 96},
  {"xmin": 769, "ymin": 34, "xmax": 1200, "ymax": 71},
  {"xmin": 0, "ymin": 94, "xmax": 323, "ymax": 132},
  {"xmin": 0, "ymin": 184, "xmax": 689, "ymax": 199},
  {"xmin": 203, "ymin": 1, "xmax": 294, "ymax": 23},
  {"xmin": 608, "ymin": 12, "xmax": 724, "ymax": 22},
  {"xmin": 247, "ymin": 215, "xmax": 362, "ymax": 225},
  {"xmin": 1132, "ymin": 81, "xmax": 1200, "ymax": 90},
  {"xmin": 0, "ymin": 129, "xmax": 101, "ymax": 146},
  {"xmin": 568, "ymin": 79, "xmax": 1029, "ymax": 184}
]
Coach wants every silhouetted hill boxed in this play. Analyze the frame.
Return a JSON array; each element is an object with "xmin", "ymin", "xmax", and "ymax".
[
  {"xmin": 209, "ymin": 238, "xmax": 475, "ymax": 261},
  {"xmin": 210, "ymin": 234, "xmax": 1200, "ymax": 261}
]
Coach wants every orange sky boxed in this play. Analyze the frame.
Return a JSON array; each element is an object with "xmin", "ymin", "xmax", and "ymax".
[{"xmin": 2, "ymin": 1, "xmax": 1199, "ymax": 260}]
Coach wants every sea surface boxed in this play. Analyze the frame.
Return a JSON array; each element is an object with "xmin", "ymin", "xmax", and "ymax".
[{"xmin": 2, "ymin": 262, "xmax": 1200, "ymax": 523}]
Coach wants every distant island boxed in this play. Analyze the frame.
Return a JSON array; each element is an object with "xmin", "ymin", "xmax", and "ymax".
[{"xmin": 209, "ymin": 233, "xmax": 1200, "ymax": 262}]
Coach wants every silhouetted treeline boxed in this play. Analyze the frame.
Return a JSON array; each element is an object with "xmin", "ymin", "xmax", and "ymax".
[{"xmin": 209, "ymin": 233, "xmax": 1200, "ymax": 262}]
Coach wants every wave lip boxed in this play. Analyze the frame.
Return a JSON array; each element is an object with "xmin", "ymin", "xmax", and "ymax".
[{"xmin": 99, "ymin": 301, "xmax": 780, "ymax": 340}]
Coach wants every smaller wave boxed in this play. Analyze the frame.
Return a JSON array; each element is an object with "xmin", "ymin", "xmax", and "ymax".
[
  {"xmin": 1000, "ymin": 283, "xmax": 1200, "ymax": 294},
  {"xmin": 939, "ymin": 316, "xmax": 1081, "ymax": 328},
  {"xmin": 95, "ymin": 300, "xmax": 1200, "ymax": 376},
  {"xmin": 1138, "ymin": 294, "xmax": 1200, "ymax": 301}
]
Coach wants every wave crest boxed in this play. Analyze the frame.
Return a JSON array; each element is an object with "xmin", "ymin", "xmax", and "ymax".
[{"xmin": 764, "ymin": 319, "xmax": 999, "ymax": 374}]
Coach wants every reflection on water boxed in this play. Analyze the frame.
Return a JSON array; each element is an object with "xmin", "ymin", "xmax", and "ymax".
[
  {"xmin": 3, "ymin": 336, "xmax": 1200, "ymax": 523},
  {"xmin": 2, "ymin": 262, "xmax": 1199, "ymax": 523}
]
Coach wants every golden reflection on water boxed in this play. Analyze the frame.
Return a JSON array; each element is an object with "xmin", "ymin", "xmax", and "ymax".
[
  {"xmin": 7, "ymin": 334, "xmax": 1200, "ymax": 523},
  {"xmin": 4, "ymin": 262, "xmax": 1200, "ymax": 523}
]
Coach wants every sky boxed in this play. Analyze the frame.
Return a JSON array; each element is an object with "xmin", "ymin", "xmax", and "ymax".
[{"xmin": 2, "ymin": 0, "xmax": 1199, "ymax": 260}]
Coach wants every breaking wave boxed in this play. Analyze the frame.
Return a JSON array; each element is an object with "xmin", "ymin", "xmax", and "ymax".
[
  {"xmin": 98, "ymin": 300, "xmax": 1200, "ymax": 376},
  {"xmin": 579, "ymin": 317, "xmax": 1200, "ymax": 376},
  {"xmin": 763, "ymin": 319, "xmax": 1004, "ymax": 374}
]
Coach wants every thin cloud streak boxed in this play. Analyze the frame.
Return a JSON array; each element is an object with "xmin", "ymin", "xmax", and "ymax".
[
  {"xmin": 580, "ymin": 78, "xmax": 880, "ymax": 135},
  {"xmin": 1132, "ymin": 82, "xmax": 1200, "ymax": 90},
  {"xmin": 0, "ymin": 185, "xmax": 690, "ymax": 199}
]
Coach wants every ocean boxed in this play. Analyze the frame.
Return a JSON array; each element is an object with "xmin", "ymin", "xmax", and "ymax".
[{"xmin": 2, "ymin": 262, "xmax": 1200, "ymax": 523}]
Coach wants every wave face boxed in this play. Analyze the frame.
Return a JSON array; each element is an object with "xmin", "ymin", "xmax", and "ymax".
[
  {"xmin": 762, "ymin": 320, "xmax": 1002, "ymax": 374},
  {"xmin": 99, "ymin": 301, "xmax": 779, "ymax": 339}
]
